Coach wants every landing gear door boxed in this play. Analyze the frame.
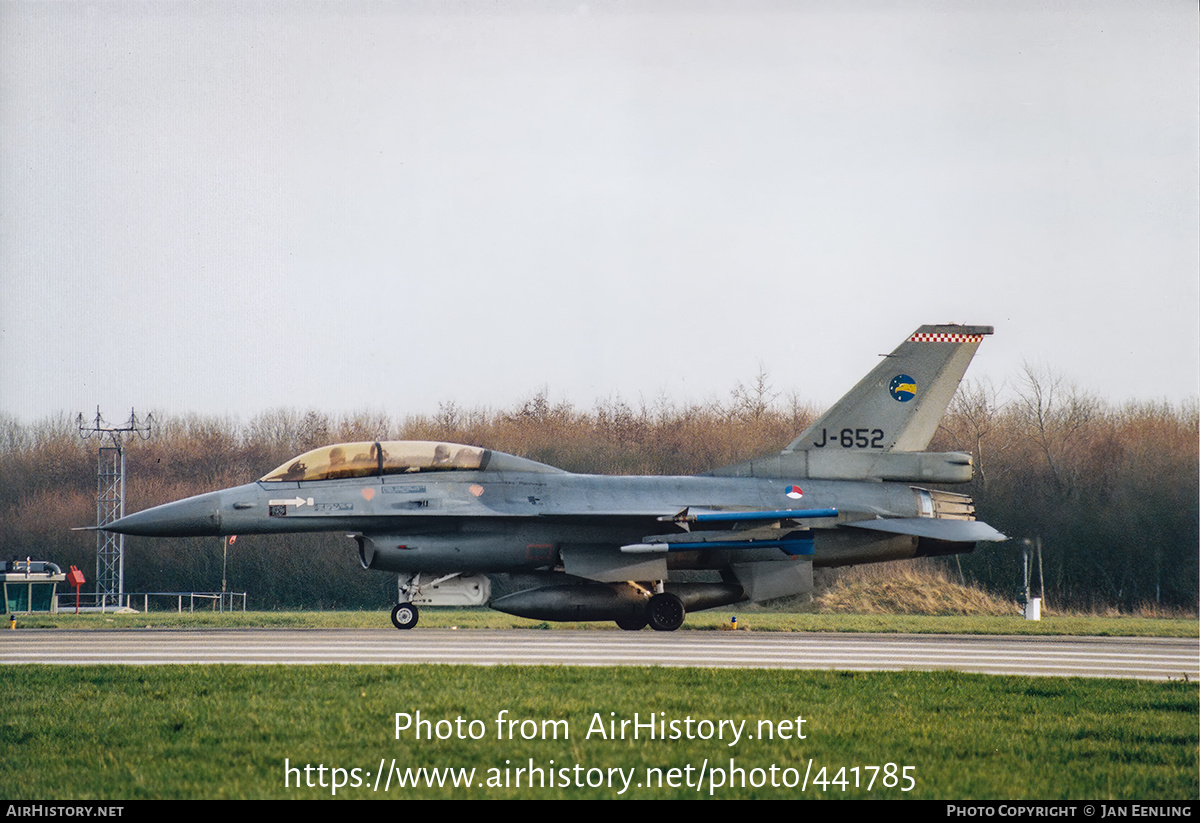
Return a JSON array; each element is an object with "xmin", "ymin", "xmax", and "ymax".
[
  {"xmin": 398, "ymin": 572, "xmax": 491, "ymax": 607},
  {"xmin": 731, "ymin": 559, "xmax": 813, "ymax": 602},
  {"xmin": 561, "ymin": 544, "xmax": 668, "ymax": 583}
]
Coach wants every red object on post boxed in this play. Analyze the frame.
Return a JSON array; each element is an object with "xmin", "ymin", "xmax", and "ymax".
[{"xmin": 67, "ymin": 566, "xmax": 85, "ymax": 614}]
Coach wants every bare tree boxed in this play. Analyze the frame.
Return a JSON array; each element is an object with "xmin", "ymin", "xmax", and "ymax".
[
  {"xmin": 1014, "ymin": 362, "xmax": 1098, "ymax": 498},
  {"xmin": 731, "ymin": 362, "xmax": 778, "ymax": 421},
  {"xmin": 943, "ymin": 379, "xmax": 1003, "ymax": 490}
]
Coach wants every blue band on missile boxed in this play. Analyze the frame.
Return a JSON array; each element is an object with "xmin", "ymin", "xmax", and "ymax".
[{"xmin": 692, "ymin": 508, "xmax": 838, "ymax": 523}]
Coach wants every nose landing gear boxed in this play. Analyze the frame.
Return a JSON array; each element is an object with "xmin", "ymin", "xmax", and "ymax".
[{"xmin": 390, "ymin": 602, "xmax": 418, "ymax": 630}]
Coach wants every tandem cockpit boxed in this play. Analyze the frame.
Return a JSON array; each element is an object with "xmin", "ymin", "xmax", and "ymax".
[{"xmin": 259, "ymin": 440, "xmax": 563, "ymax": 483}]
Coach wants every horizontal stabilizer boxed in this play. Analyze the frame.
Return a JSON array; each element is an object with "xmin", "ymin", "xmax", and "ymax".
[{"xmin": 843, "ymin": 517, "xmax": 1006, "ymax": 542}]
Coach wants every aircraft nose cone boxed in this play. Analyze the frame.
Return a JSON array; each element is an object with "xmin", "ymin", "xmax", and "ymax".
[{"xmin": 102, "ymin": 490, "xmax": 224, "ymax": 536}]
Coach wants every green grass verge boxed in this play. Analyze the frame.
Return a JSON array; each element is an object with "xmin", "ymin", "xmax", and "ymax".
[
  {"xmin": 10, "ymin": 609, "xmax": 1198, "ymax": 637},
  {"xmin": 2, "ymin": 665, "xmax": 1195, "ymax": 800}
]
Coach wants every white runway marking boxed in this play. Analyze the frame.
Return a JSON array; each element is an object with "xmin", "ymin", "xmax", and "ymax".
[{"xmin": 2, "ymin": 630, "xmax": 1195, "ymax": 680}]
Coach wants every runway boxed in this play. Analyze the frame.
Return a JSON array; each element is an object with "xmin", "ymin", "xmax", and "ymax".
[{"xmin": 2, "ymin": 629, "xmax": 1195, "ymax": 680}]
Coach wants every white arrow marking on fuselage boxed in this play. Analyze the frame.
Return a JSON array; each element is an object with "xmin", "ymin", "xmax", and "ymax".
[{"xmin": 269, "ymin": 497, "xmax": 313, "ymax": 507}]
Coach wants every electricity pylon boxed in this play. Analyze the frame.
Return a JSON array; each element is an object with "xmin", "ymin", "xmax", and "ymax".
[{"xmin": 77, "ymin": 408, "xmax": 153, "ymax": 607}]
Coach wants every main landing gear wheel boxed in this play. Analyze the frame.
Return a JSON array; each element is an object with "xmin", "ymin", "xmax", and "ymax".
[
  {"xmin": 646, "ymin": 592, "xmax": 685, "ymax": 632},
  {"xmin": 391, "ymin": 602, "xmax": 419, "ymax": 630},
  {"xmin": 615, "ymin": 615, "xmax": 648, "ymax": 631}
]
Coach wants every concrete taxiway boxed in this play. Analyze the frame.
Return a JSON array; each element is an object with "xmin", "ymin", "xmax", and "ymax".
[{"xmin": 2, "ymin": 630, "xmax": 1195, "ymax": 680}]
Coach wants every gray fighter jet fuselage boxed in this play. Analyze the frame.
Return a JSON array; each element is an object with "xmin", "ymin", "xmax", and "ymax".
[{"xmin": 100, "ymin": 324, "xmax": 1005, "ymax": 631}]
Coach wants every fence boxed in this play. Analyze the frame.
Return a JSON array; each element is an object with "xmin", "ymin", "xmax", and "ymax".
[{"xmin": 54, "ymin": 591, "xmax": 247, "ymax": 613}]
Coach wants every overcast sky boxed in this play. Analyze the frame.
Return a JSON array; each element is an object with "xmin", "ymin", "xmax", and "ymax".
[{"xmin": 2, "ymin": 0, "xmax": 1197, "ymax": 426}]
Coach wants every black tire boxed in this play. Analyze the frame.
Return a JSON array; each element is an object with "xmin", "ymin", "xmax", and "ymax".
[
  {"xmin": 391, "ymin": 602, "xmax": 419, "ymax": 630},
  {"xmin": 615, "ymin": 614, "xmax": 648, "ymax": 631},
  {"xmin": 646, "ymin": 592, "xmax": 685, "ymax": 632}
]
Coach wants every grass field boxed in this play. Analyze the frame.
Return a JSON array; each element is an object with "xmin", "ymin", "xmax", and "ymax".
[
  {"xmin": 12, "ymin": 608, "xmax": 1199, "ymax": 637},
  {"xmin": 1, "ymin": 665, "xmax": 1195, "ymax": 800},
  {"xmin": 4, "ymin": 611, "xmax": 1196, "ymax": 800}
]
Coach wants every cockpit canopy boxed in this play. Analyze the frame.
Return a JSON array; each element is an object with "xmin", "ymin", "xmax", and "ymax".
[{"xmin": 260, "ymin": 441, "xmax": 488, "ymax": 482}]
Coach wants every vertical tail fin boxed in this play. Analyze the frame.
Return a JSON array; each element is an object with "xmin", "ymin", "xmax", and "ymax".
[{"xmin": 786, "ymin": 324, "xmax": 993, "ymax": 453}]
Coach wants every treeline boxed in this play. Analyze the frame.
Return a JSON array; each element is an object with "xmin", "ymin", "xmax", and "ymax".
[{"xmin": 0, "ymin": 369, "xmax": 1195, "ymax": 611}]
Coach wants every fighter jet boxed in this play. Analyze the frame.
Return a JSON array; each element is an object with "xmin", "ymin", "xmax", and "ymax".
[{"xmin": 100, "ymin": 324, "xmax": 1005, "ymax": 631}]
